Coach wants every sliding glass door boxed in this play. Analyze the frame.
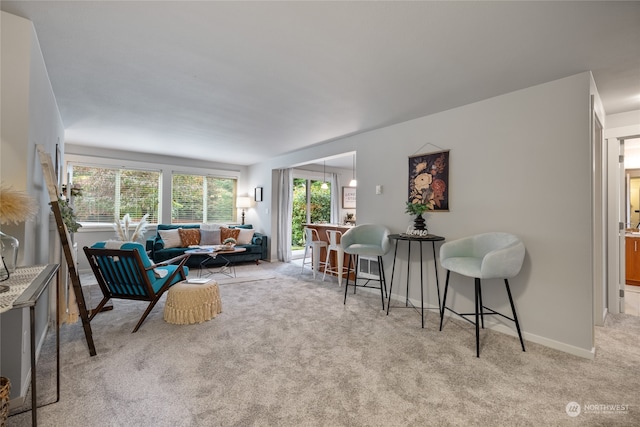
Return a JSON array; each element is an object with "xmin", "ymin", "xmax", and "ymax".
[{"xmin": 292, "ymin": 177, "xmax": 331, "ymax": 251}]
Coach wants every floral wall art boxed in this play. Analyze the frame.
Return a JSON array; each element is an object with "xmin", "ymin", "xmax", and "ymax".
[{"xmin": 408, "ymin": 149, "xmax": 449, "ymax": 211}]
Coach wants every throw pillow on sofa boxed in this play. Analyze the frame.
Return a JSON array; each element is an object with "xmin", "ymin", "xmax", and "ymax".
[
  {"xmin": 158, "ymin": 229, "xmax": 182, "ymax": 248},
  {"xmin": 220, "ymin": 227, "xmax": 240, "ymax": 242},
  {"xmin": 237, "ymin": 228, "xmax": 255, "ymax": 245},
  {"xmin": 200, "ymin": 229, "xmax": 221, "ymax": 245},
  {"xmin": 178, "ymin": 228, "xmax": 201, "ymax": 247}
]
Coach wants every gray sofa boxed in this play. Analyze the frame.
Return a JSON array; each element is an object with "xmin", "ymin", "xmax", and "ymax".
[{"xmin": 146, "ymin": 224, "xmax": 267, "ymax": 268}]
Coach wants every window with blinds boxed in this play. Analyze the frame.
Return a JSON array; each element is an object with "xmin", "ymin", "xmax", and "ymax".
[
  {"xmin": 171, "ymin": 174, "xmax": 236, "ymax": 223},
  {"xmin": 70, "ymin": 165, "xmax": 161, "ymax": 223}
]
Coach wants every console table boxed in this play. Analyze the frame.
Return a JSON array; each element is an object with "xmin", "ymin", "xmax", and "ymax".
[
  {"xmin": 3, "ymin": 264, "xmax": 60, "ymax": 426},
  {"xmin": 387, "ymin": 234, "xmax": 444, "ymax": 328}
]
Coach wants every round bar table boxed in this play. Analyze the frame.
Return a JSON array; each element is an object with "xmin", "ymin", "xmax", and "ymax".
[{"xmin": 387, "ymin": 233, "xmax": 445, "ymax": 328}]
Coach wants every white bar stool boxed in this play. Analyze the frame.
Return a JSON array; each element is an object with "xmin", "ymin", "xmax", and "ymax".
[
  {"xmin": 322, "ymin": 229, "xmax": 348, "ymax": 286},
  {"xmin": 301, "ymin": 227, "xmax": 327, "ymax": 279}
]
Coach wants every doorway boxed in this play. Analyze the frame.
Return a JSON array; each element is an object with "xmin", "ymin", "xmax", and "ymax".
[
  {"xmin": 281, "ymin": 152, "xmax": 356, "ymax": 261},
  {"xmin": 606, "ymin": 134, "xmax": 640, "ymax": 318},
  {"xmin": 622, "ymin": 138, "xmax": 640, "ymax": 317},
  {"xmin": 291, "ymin": 176, "xmax": 331, "ymax": 259}
]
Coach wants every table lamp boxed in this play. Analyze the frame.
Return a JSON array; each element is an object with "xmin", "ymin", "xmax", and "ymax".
[{"xmin": 236, "ymin": 196, "xmax": 251, "ymax": 225}]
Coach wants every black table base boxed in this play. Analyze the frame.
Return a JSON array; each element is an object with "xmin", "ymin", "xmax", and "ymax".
[{"xmin": 387, "ymin": 234, "xmax": 445, "ymax": 328}]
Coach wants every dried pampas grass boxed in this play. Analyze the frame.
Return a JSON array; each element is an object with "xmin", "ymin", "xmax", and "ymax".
[
  {"xmin": 113, "ymin": 213, "xmax": 149, "ymax": 242},
  {"xmin": 0, "ymin": 186, "xmax": 39, "ymax": 225}
]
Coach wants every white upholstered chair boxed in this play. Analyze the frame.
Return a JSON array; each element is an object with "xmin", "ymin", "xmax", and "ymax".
[
  {"xmin": 341, "ymin": 224, "xmax": 391, "ymax": 309},
  {"xmin": 438, "ymin": 232, "xmax": 526, "ymax": 357}
]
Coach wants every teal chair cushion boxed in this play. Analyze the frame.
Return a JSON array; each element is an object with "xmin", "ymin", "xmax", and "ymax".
[{"xmin": 91, "ymin": 241, "xmax": 187, "ymax": 294}]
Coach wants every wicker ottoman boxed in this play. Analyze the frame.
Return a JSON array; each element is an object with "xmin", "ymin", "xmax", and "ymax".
[{"xmin": 163, "ymin": 280, "xmax": 222, "ymax": 325}]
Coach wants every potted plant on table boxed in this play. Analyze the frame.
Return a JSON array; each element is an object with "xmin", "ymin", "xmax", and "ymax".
[{"xmin": 405, "ymin": 201, "xmax": 431, "ymax": 231}]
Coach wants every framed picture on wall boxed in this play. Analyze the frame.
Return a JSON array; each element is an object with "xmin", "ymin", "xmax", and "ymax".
[
  {"xmin": 342, "ymin": 186, "xmax": 356, "ymax": 209},
  {"xmin": 408, "ymin": 149, "xmax": 449, "ymax": 211},
  {"xmin": 254, "ymin": 186, "xmax": 263, "ymax": 202}
]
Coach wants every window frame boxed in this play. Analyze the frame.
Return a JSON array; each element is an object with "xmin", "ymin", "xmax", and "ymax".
[
  {"xmin": 67, "ymin": 161, "xmax": 162, "ymax": 226},
  {"xmin": 65, "ymin": 154, "xmax": 242, "ymax": 228},
  {"xmin": 170, "ymin": 171, "xmax": 239, "ymax": 224}
]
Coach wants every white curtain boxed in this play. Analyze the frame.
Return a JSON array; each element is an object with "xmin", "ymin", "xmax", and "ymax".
[
  {"xmin": 330, "ymin": 172, "xmax": 339, "ymax": 224},
  {"xmin": 277, "ymin": 168, "xmax": 293, "ymax": 262}
]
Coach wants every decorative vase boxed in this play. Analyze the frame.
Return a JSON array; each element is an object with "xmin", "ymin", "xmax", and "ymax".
[
  {"xmin": 0, "ymin": 231, "xmax": 19, "ymax": 273},
  {"xmin": 413, "ymin": 214, "xmax": 427, "ymax": 231}
]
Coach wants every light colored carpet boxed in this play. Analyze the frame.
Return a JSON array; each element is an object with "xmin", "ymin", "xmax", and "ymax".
[{"xmin": 7, "ymin": 262, "xmax": 640, "ymax": 426}]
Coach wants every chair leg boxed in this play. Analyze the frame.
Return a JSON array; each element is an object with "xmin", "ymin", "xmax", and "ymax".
[
  {"xmin": 439, "ymin": 270, "xmax": 450, "ymax": 331},
  {"xmin": 300, "ymin": 245, "xmax": 309, "ymax": 275},
  {"xmin": 505, "ymin": 279, "xmax": 526, "ymax": 352},
  {"xmin": 344, "ymin": 254, "xmax": 353, "ymax": 304},
  {"xmin": 377, "ymin": 256, "xmax": 385, "ymax": 310},
  {"xmin": 379, "ymin": 256, "xmax": 388, "ymax": 298},
  {"xmin": 478, "ymin": 279, "xmax": 485, "ymax": 329},
  {"xmin": 353, "ymin": 255, "xmax": 358, "ymax": 295},
  {"xmin": 475, "ymin": 278, "xmax": 481, "ymax": 358},
  {"xmin": 132, "ymin": 294, "xmax": 164, "ymax": 333},
  {"xmin": 322, "ymin": 248, "xmax": 331, "ymax": 282},
  {"xmin": 312, "ymin": 245, "xmax": 319, "ymax": 279},
  {"xmin": 337, "ymin": 250, "xmax": 344, "ymax": 286},
  {"xmin": 89, "ymin": 296, "xmax": 111, "ymax": 321}
]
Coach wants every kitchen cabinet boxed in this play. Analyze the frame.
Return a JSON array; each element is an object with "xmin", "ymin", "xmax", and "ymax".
[{"xmin": 625, "ymin": 236, "xmax": 640, "ymax": 286}]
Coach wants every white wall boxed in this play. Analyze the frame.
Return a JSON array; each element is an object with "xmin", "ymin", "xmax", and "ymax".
[
  {"xmin": 609, "ymin": 110, "xmax": 640, "ymax": 169},
  {"xmin": 249, "ymin": 72, "xmax": 597, "ymax": 357},
  {"xmin": 1, "ymin": 11, "xmax": 63, "ymax": 265},
  {"xmin": 1, "ymin": 11, "xmax": 32, "ymax": 257},
  {"xmin": 0, "ymin": 11, "xmax": 64, "ymax": 402},
  {"xmin": 606, "ymin": 110, "xmax": 640, "ymax": 131}
]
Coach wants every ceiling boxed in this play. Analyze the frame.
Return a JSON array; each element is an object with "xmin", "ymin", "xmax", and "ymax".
[{"xmin": 2, "ymin": 1, "xmax": 639, "ymax": 168}]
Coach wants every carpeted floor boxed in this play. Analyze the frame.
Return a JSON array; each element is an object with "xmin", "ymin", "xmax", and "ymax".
[{"xmin": 7, "ymin": 262, "xmax": 640, "ymax": 426}]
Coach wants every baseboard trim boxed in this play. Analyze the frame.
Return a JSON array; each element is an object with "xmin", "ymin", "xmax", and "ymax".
[
  {"xmin": 402, "ymin": 293, "xmax": 596, "ymax": 360},
  {"xmin": 488, "ymin": 322, "xmax": 596, "ymax": 360}
]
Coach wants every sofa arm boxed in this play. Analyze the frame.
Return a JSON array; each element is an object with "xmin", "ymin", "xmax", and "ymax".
[
  {"xmin": 147, "ymin": 235, "xmax": 166, "ymax": 262},
  {"xmin": 254, "ymin": 233, "xmax": 268, "ymax": 260}
]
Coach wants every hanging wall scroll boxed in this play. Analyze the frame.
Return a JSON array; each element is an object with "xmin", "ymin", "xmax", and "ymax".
[{"xmin": 408, "ymin": 150, "xmax": 449, "ymax": 211}]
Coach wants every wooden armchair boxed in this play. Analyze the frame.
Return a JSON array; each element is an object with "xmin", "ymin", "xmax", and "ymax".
[{"xmin": 83, "ymin": 241, "xmax": 189, "ymax": 332}]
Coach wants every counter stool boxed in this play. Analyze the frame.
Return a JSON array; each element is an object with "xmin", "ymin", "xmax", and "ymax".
[
  {"xmin": 301, "ymin": 227, "xmax": 328, "ymax": 279},
  {"xmin": 341, "ymin": 224, "xmax": 391, "ymax": 310},
  {"xmin": 322, "ymin": 229, "xmax": 349, "ymax": 286},
  {"xmin": 439, "ymin": 232, "xmax": 526, "ymax": 357}
]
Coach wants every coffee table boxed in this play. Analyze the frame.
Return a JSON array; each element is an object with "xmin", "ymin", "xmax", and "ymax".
[{"xmin": 186, "ymin": 247, "xmax": 247, "ymax": 278}]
